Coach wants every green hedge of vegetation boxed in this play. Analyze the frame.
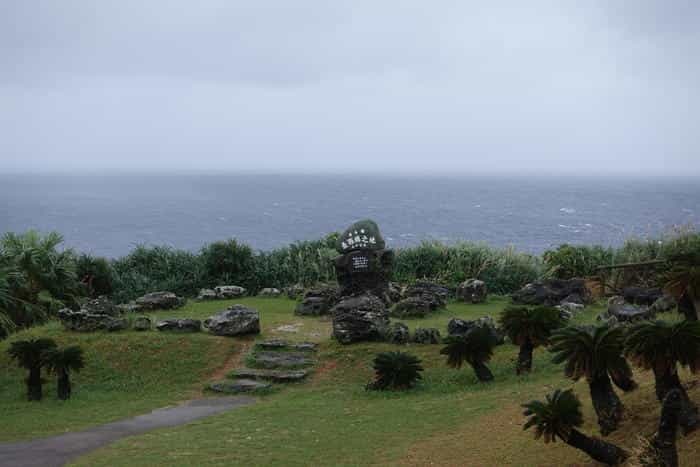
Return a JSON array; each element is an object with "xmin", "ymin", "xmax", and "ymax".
[{"xmin": 1, "ymin": 228, "xmax": 699, "ymax": 337}]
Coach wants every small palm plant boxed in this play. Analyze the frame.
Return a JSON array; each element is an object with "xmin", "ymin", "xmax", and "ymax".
[
  {"xmin": 523, "ymin": 389, "xmax": 628, "ymax": 465},
  {"xmin": 45, "ymin": 346, "xmax": 85, "ymax": 400},
  {"xmin": 499, "ymin": 305, "xmax": 564, "ymax": 374},
  {"xmin": 549, "ymin": 324, "xmax": 636, "ymax": 435},
  {"xmin": 624, "ymin": 319, "xmax": 700, "ymax": 433},
  {"xmin": 7, "ymin": 338, "xmax": 57, "ymax": 401},
  {"xmin": 366, "ymin": 351, "xmax": 423, "ymax": 391},
  {"xmin": 440, "ymin": 326, "xmax": 497, "ymax": 382},
  {"xmin": 664, "ymin": 253, "xmax": 700, "ymax": 321}
]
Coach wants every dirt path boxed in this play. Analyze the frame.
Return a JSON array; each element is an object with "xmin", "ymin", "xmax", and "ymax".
[{"xmin": 0, "ymin": 396, "xmax": 255, "ymax": 467}]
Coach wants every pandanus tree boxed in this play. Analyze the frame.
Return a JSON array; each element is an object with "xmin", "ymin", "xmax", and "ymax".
[
  {"xmin": 499, "ymin": 305, "xmax": 564, "ymax": 374},
  {"xmin": 549, "ymin": 324, "xmax": 636, "ymax": 435},
  {"xmin": 45, "ymin": 346, "xmax": 85, "ymax": 400},
  {"xmin": 7, "ymin": 338, "xmax": 57, "ymax": 401},
  {"xmin": 624, "ymin": 319, "xmax": 700, "ymax": 433},
  {"xmin": 523, "ymin": 389, "xmax": 628, "ymax": 465},
  {"xmin": 440, "ymin": 326, "xmax": 497, "ymax": 382},
  {"xmin": 664, "ymin": 253, "xmax": 700, "ymax": 321}
]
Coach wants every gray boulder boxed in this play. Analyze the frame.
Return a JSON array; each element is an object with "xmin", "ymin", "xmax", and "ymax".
[
  {"xmin": 82, "ymin": 296, "xmax": 120, "ymax": 316},
  {"xmin": 387, "ymin": 282, "xmax": 402, "ymax": 304},
  {"xmin": 556, "ymin": 302, "xmax": 585, "ymax": 320},
  {"xmin": 331, "ymin": 293, "xmax": 389, "ymax": 344},
  {"xmin": 649, "ymin": 295, "xmax": 677, "ymax": 314},
  {"xmin": 204, "ymin": 305, "xmax": 260, "ymax": 336},
  {"xmin": 384, "ymin": 322, "xmax": 410, "ymax": 344},
  {"xmin": 196, "ymin": 289, "xmax": 218, "ymax": 301},
  {"xmin": 214, "ymin": 285, "xmax": 247, "ymax": 299},
  {"xmin": 256, "ymin": 340, "xmax": 317, "ymax": 352},
  {"xmin": 285, "ymin": 284, "xmax": 305, "ymax": 300},
  {"xmin": 230, "ymin": 368, "xmax": 309, "ymax": 383},
  {"xmin": 117, "ymin": 302, "xmax": 143, "ymax": 313},
  {"xmin": 57, "ymin": 298, "xmax": 128, "ymax": 332},
  {"xmin": 135, "ymin": 291, "xmax": 186, "ymax": 310},
  {"xmin": 156, "ymin": 319, "xmax": 201, "ymax": 332},
  {"xmin": 258, "ymin": 287, "xmax": 281, "ymax": 298},
  {"xmin": 250, "ymin": 351, "xmax": 314, "ymax": 369},
  {"xmin": 456, "ymin": 279, "xmax": 488, "ymax": 304},
  {"xmin": 602, "ymin": 296, "xmax": 654, "ymax": 323},
  {"xmin": 403, "ymin": 281, "xmax": 451, "ymax": 302},
  {"xmin": 132, "ymin": 316, "xmax": 152, "ymax": 331},
  {"xmin": 622, "ymin": 287, "xmax": 664, "ymax": 306},
  {"xmin": 390, "ymin": 296, "xmax": 435, "ymax": 318},
  {"xmin": 512, "ymin": 279, "xmax": 592, "ymax": 307},
  {"xmin": 447, "ymin": 316, "xmax": 504, "ymax": 344},
  {"xmin": 412, "ymin": 327, "xmax": 441, "ymax": 344},
  {"xmin": 295, "ymin": 285, "xmax": 340, "ymax": 316}
]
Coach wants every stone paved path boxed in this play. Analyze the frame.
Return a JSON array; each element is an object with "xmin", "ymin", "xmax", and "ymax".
[{"xmin": 0, "ymin": 396, "xmax": 255, "ymax": 467}]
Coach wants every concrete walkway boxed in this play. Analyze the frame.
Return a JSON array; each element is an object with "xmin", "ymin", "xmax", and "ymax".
[{"xmin": 0, "ymin": 396, "xmax": 255, "ymax": 467}]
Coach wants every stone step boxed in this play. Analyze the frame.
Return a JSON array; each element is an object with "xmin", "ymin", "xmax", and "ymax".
[
  {"xmin": 249, "ymin": 351, "xmax": 314, "ymax": 369},
  {"xmin": 255, "ymin": 340, "xmax": 318, "ymax": 352},
  {"xmin": 208, "ymin": 379, "xmax": 271, "ymax": 394},
  {"xmin": 230, "ymin": 368, "xmax": 309, "ymax": 383}
]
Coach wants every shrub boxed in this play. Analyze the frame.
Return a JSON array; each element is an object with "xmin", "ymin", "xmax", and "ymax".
[
  {"xmin": 75, "ymin": 254, "xmax": 114, "ymax": 297},
  {"xmin": 366, "ymin": 351, "xmax": 423, "ymax": 391},
  {"xmin": 543, "ymin": 244, "xmax": 613, "ymax": 279},
  {"xmin": 200, "ymin": 239, "xmax": 256, "ymax": 290}
]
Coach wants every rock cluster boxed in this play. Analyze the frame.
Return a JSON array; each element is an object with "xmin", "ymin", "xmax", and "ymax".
[
  {"xmin": 197, "ymin": 285, "xmax": 247, "ymax": 301},
  {"xmin": 412, "ymin": 327, "xmax": 442, "ymax": 344},
  {"xmin": 456, "ymin": 279, "xmax": 488, "ymax": 304},
  {"xmin": 331, "ymin": 293, "xmax": 389, "ymax": 344},
  {"xmin": 156, "ymin": 319, "xmax": 201, "ymax": 332},
  {"xmin": 511, "ymin": 279, "xmax": 591, "ymax": 307},
  {"xmin": 384, "ymin": 322, "xmax": 410, "ymax": 344},
  {"xmin": 204, "ymin": 305, "xmax": 260, "ymax": 336},
  {"xmin": 391, "ymin": 281, "xmax": 448, "ymax": 318},
  {"xmin": 447, "ymin": 316, "xmax": 504, "ymax": 344},
  {"xmin": 295, "ymin": 285, "xmax": 340, "ymax": 316},
  {"xmin": 57, "ymin": 297, "xmax": 128, "ymax": 332},
  {"xmin": 134, "ymin": 291, "xmax": 186, "ymax": 310}
]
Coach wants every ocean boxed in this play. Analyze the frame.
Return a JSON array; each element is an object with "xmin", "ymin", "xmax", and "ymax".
[{"xmin": 0, "ymin": 173, "xmax": 698, "ymax": 258}]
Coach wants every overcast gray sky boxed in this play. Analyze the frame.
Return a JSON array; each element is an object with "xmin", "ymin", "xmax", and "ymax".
[{"xmin": 1, "ymin": 1, "xmax": 699, "ymax": 175}]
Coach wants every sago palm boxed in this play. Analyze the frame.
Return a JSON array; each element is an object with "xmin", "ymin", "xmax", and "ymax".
[
  {"xmin": 664, "ymin": 252, "xmax": 700, "ymax": 321},
  {"xmin": 7, "ymin": 338, "xmax": 57, "ymax": 401},
  {"xmin": 366, "ymin": 351, "xmax": 423, "ymax": 390},
  {"xmin": 550, "ymin": 324, "xmax": 636, "ymax": 435},
  {"xmin": 499, "ymin": 305, "xmax": 564, "ymax": 374},
  {"xmin": 45, "ymin": 346, "xmax": 85, "ymax": 400},
  {"xmin": 441, "ymin": 326, "xmax": 497, "ymax": 382},
  {"xmin": 625, "ymin": 319, "xmax": 700, "ymax": 433},
  {"xmin": 523, "ymin": 389, "xmax": 628, "ymax": 465}
]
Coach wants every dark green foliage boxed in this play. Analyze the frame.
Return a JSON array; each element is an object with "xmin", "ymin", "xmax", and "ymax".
[
  {"xmin": 0, "ymin": 231, "xmax": 82, "ymax": 334},
  {"xmin": 523, "ymin": 389, "xmax": 628, "ymax": 465},
  {"xmin": 7, "ymin": 338, "xmax": 57, "ymax": 401},
  {"xmin": 45, "ymin": 346, "xmax": 85, "ymax": 400},
  {"xmin": 543, "ymin": 244, "xmax": 613, "ymax": 279},
  {"xmin": 75, "ymin": 254, "xmax": 114, "ymax": 298},
  {"xmin": 500, "ymin": 306, "xmax": 564, "ymax": 374},
  {"xmin": 110, "ymin": 245, "xmax": 205, "ymax": 303},
  {"xmin": 441, "ymin": 326, "xmax": 497, "ymax": 381},
  {"xmin": 366, "ymin": 351, "xmax": 423, "ymax": 391},
  {"xmin": 550, "ymin": 324, "xmax": 635, "ymax": 434},
  {"xmin": 625, "ymin": 320, "xmax": 700, "ymax": 432},
  {"xmin": 523, "ymin": 389, "xmax": 583, "ymax": 443},
  {"xmin": 200, "ymin": 239, "xmax": 256, "ymax": 290},
  {"xmin": 663, "ymin": 250, "xmax": 700, "ymax": 320}
]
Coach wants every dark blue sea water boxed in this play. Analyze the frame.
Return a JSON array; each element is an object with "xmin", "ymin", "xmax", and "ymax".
[{"xmin": 0, "ymin": 174, "xmax": 698, "ymax": 258}]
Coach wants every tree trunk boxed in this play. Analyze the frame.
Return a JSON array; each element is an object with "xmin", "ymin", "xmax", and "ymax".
[
  {"xmin": 653, "ymin": 366, "xmax": 700, "ymax": 434},
  {"xmin": 651, "ymin": 389, "xmax": 682, "ymax": 467},
  {"xmin": 609, "ymin": 371, "xmax": 637, "ymax": 393},
  {"xmin": 566, "ymin": 428, "xmax": 628, "ymax": 465},
  {"xmin": 516, "ymin": 338, "xmax": 534, "ymax": 375},
  {"xmin": 471, "ymin": 361, "xmax": 494, "ymax": 382},
  {"xmin": 57, "ymin": 369, "xmax": 71, "ymax": 400},
  {"xmin": 589, "ymin": 375, "xmax": 623, "ymax": 436},
  {"xmin": 678, "ymin": 291, "xmax": 698, "ymax": 321},
  {"xmin": 27, "ymin": 366, "xmax": 43, "ymax": 401}
]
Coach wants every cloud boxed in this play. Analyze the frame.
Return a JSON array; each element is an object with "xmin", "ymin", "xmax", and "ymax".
[{"xmin": 1, "ymin": 1, "xmax": 698, "ymax": 174}]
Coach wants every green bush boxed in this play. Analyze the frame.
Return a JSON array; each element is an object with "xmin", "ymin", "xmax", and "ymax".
[
  {"xmin": 75, "ymin": 254, "xmax": 114, "ymax": 298},
  {"xmin": 543, "ymin": 244, "xmax": 613, "ymax": 279},
  {"xmin": 111, "ymin": 245, "xmax": 204, "ymax": 303}
]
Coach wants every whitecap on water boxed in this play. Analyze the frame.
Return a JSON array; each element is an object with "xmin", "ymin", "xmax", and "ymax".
[{"xmin": 559, "ymin": 207, "xmax": 576, "ymax": 214}]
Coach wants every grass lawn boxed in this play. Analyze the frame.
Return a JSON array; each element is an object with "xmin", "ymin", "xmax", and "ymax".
[{"xmin": 2, "ymin": 297, "xmax": 699, "ymax": 466}]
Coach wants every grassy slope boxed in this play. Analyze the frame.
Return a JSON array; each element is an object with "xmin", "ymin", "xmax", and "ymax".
[{"xmin": 2, "ymin": 297, "xmax": 699, "ymax": 466}]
